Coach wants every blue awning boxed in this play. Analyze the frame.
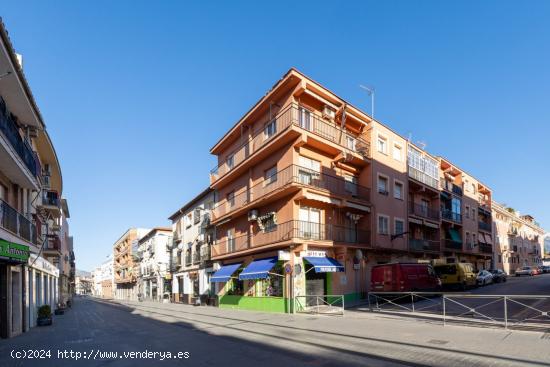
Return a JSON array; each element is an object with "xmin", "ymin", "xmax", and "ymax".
[
  {"xmin": 239, "ymin": 257, "xmax": 278, "ymax": 280},
  {"xmin": 211, "ymin": 263, "xmax": 242, "ymax": 283},
  {"xmin": 304, "ymin": 257, "xmax": 344, "ymax": 273}
]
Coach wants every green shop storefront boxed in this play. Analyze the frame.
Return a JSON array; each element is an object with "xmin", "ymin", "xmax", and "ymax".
[{"xmin": 0, "ymin": 239, "xmax": 30, "ymax": 338}]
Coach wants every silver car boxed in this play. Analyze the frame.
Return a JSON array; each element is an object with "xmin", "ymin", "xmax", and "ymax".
[{"xmin": 515, "ymin": 266, "xmax": 535, "ymax": 276}]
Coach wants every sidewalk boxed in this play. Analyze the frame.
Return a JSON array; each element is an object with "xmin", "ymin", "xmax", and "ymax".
[{"xmin": 102, "ymin": 298, "xmax": 550, "ymax": 366}]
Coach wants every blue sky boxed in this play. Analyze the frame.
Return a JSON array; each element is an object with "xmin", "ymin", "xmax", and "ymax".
[{"xmin": 2, "ymin": 1, "xmax": 549, "ymax": 271}]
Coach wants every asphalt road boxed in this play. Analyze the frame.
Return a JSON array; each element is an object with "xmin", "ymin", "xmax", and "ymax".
[{"xmin": 367, "ymin": 273, "xmax": 550, "ymax": 327}]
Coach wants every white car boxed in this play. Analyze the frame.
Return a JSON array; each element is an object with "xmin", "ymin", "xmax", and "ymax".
[
  {"xmin": 477, "ymin": 270, "xmax": 493, "ymax": 286},
  {"xmin": 515, "ymin": 266, "xmax": 536, "ymax": 276}
]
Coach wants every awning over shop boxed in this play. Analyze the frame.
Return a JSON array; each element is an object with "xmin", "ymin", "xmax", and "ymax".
[
  {"xmin": 423, "ymin": 220, "xmax": 439, "ymax": 229},
  {"xmin": 211, "ymin": 263, "xmax": 242, "ymax": 282},
  {"xmin": 304, "ymin": 256, "xmax": 344, "ymax": 273},
  {"xmin": 449, "ymin": 228, "xmax": 462, "ymax": 242},
  {"xmin": 239, "ymin": 257, "xmax": 278, "ymax": 280},
  {"xmin": 478, "ymin": 233, "xmax": 487, "ymax": 244}
]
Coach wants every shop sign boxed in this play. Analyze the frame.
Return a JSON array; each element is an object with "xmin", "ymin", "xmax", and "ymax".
[
  {"xmin": 29, "ymin": 254, "xmax": 59, "ymax": 277},
  {"xmin": 278, "ymin": 250, "xmax": 290, "ymax": 261},
  {"xmin": 300, "ymin": 250, "xmax": 326, "ymax": 258},
  {"xmin": 0, "ymin": 239, "xmax": 29, "ymax": 262}
]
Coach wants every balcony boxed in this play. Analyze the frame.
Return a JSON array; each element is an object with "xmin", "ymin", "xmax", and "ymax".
[
  {"xmin": 408, "ymin": 202, "xmax": 440, "ymax": 221},
  {"xmin": 478, "ymin": 221, "xmax": 492, "ymax": 232},
  {"xmin": 441, "ymin": 209, "xmax": 462, "ymax": 223},
  {"xmin": 408, "ymin": 166, "xmax": 439, "ymax": 190},
  {"xmin": 0, "ymin": 97, "xmax": 40, "ymax": 178},
  {"xmin": 192, "ymin": 251, "xmax": 200, "ymax": 264},
  {"xmin": 40, "ymin": 190, "xmax": 61, "ymax": 216},
  {"xmin": 212, "ymin": 220, "xmax": 371, "ymax": 258},
  {"xmin": 44, "ymin": 234, "xmax": 61, "ymax": 254},
  {"xmin": 200, "ymin": 246, "xmax": 211, "ymax": 262},
  {"xmin": 409, "ymin": 239, "xmax": 440, "ymax": 253},
  {"xmin": 0, "ymin": 198, "xmax": 38, "ymax": 245},
  {"xmin": 212, "ymin": 164, "xmax": 370, "ymax": 222},
  {"xmin": 443, "ymin": 239, "xmax": 463, "ymax": 250},
  {"xmin": 479, "ymin": 243, "xmax": 493, "ymax": 254},
  {"xmin": 441, "ymin": 181, "xmax": 463, "ymax": 196},
  {"xmin": 210, "ymin": 104, "xmax": 371, "ymax": 184}
]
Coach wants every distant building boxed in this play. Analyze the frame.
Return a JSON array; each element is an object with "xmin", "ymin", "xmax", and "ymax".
[
  {"xmin": 113, "ymin": 228, "xmax": 149, "ymax": 301},
  {"xmin": 136, "ymin": 228, "xmax": 172, "ymax": 301},
  {"xmin": 92, "ymin": 257, "xmax": 114, "ymax": 299}
]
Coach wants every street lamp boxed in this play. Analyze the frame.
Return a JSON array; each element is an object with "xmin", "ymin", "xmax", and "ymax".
[{"xmin": 359, "ymin": 84, "xmax": 375, "ymax": 118}]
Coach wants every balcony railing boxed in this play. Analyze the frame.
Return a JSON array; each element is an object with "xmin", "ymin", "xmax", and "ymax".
[
  {"xmin": 408, "ymin": 202, "xmax": 440, "ymax": 221},
  {"xmin": 441, "ymin": 180, "xmax": 463, "ymax": 196},
  {"xmin": 478, "ymin": 221, "xmax": 492, "ymax": 232},
  {"xmin": 212, "ymin": 220, "xmax": 371, "ymax": 257},
  {"xmin": 192, "ymin": 251, "xmax": 200, "ymax": 264},
  {"xmin": 0, "ymin": 97, "xmax": 40, "ymax": 178},
  {"xmin": 210, "ymin": 104, "xmax": 371, "ymax": 183},
  {"xmin": 409, "ymin": 239, "xmax": 440, "ymax": 253},
  {"xmin": 0, "ymin": 198, "xmax": 37, "ymax": 244},
  {"xmin": 408, "ymin": 166, "xmax": 438, "ymax": 190},
  {"xmin": 441, "ymin": 209, "xmax": 462, "ymax": 223},
  {"xmin": 443, "ymin": 239, "xmax": 463, "ymax": 250},
  {"xmin": 200, "ymin": 246, "xmax": 211, "ymax": 262},
  {"xmin": 42, "ymin": 190, "xmax": 60, "ymax": 207},
  {"xmin": 45, "ymin": 234, "xmax": 61, "ymax": 251},
  {"xmin": 479, "ymin": 243, "xmax": 493, "ymax": 254},
  {"xmin": 212, "ymin": 164, "xmax": 370, "ymax": 220}
]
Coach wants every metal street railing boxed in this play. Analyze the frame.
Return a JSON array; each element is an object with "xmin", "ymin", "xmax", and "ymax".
[
  {"xmin": 367, "ymin": 292, "xmax": 550, "ymax": 330},
  {"xmin": 294, "ymin": 295, "xmax": 344, "ymax": 316}
]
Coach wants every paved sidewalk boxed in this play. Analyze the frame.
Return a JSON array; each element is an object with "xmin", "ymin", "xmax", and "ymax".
[{"xmin": 106, "ymin": 298, "xmax": 550, "ymax": 366}]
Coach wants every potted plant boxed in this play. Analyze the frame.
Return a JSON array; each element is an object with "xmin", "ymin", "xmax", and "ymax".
[{"xmin": 37, "ymin": 305, "xmax": 53, "ymax": 326}]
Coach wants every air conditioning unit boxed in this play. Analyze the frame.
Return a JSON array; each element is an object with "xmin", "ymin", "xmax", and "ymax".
[
  {"xmin": 248, "ymin": 209, "xmax": 259, "ymax": 221},
  {"xmin": 322, "ymin": 105, "xmax": 335, "ymax": 120}
]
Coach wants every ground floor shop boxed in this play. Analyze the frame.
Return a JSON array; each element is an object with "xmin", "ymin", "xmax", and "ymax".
[
  {"xmin": 140, "ymin": 275, "xmax": 171, "ymax": 301},
  {"xmin": 115, "ymin": 283, "xmax": 138, "ymax": 301},
  {"xmin": 171, "ymin": 267, "xmax": 214, "ymax": 304},
  {"xmin": 26, "ymin": 254, "xmax": 60, "ymax": 330}
]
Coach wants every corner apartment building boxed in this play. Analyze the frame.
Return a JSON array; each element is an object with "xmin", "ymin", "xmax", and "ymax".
[
  {"xmin": 169, "ymin": 188, "xmax": 215, "ymax": 304},
  {"xmin": 492, "ymin": 202, "xmax": 545, "ymax": 274},
  {"xmin": 136, "ymin": 227, "xmax": 171, "ymax": 301},
  {"xmin": 113, "ymin": 228, "xmax": 149, "ymax": 300},
  {"xmin": 0, "ymin": 19, "xmax": 69, "ymax": 337},
  {"xmin": 206, "ymin": 68, "xmax": 497, "ymax": 313}
]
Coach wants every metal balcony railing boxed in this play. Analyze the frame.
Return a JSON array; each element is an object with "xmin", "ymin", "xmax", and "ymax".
[
  {"xmin": 441, "ymin": 209, "xmax": 462, "ymax": 223},
  {"xmin": 408, "ymin": 166, "xmax": 439, "ymax": 190},
  {"xmin": 0, "ymin": 97, "xmax": 40, "ymax": 178},
  {"xmin": 409, "ymin": 239, "xmax": 440, "ymax": 253},
  {"xmin": 478, "ymin": 221, "xmax": 492, "ymax": 232},
  {"xmin": 479, "ymin": 243, "xmax": 493, "ymax": 254},
  {"xmin": 192, "ymin": 251, "xmax": 200, "ymax": 264},
  {"xmin": 42, "ymin": 190, "xmax": 60, "ymax": 207},
  {"xmin": 210, "ymin": 104, "xmax": 370, "ymax": 183},
  {"xmin": 200, "ymin": 246, "xmax": 211, "ymax": 262},
  {"xmin": 408, "ymin": 202, "xmax": 440, "ymax": 221},
  {"xmin": 212, "ymin": 164, "xmax": 370, "ymax": 220},
  {"xmin": 0, "ymin": 198, "xmax": 37, "ymax": 244},
  {"xmin": 441, "ymin": 180, "xmax": 463, "ymax": 196},
  {"xmin": 45, "ymin": 234, "xmax": 61, "ymax": 251},
  {"xmin": 443, "ymin": 239, "xmax": 463, "ymax": 250},
  {"xmin": 212, "ymin": 220, "xmax": 371, "ymax": 257}
]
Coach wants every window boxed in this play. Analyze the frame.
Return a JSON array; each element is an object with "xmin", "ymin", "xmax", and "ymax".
[
  {"xmin": 184, "ymin": 213, "xmax": 192, "ymax": 228},
  {"xmin": 226, "ymin": 154, "xmax": 234, "ymax": 170},
  {"xmin": 299, "ymin": 107, "xmax": 311, "ymax": 130},
  {"xmin": 377, "ymin": 135, "xmax": 388, "ymax": 154},
  {"xmin": 194, "ymin": 208, "xmax": 201, "ymax": 224},
  {"xmin": 472, "ymin": 233, "xmax": 477, "ymax": 245},
  {"xmin": 227, "ymin": 191, "xmax": 235, "ymax": 207},
  {"xmin": 298, "ymin": 156, "xmax": 321, "ymax": 185},
  {"xmin": 264, "ymin": 166, "xmax": 278, "ymax": 186},
  {"xmin": 393, "ymin": 144, "xmax": 403, "ymax": 161},
  {"xmin": 394, "ymin": 181, "xmax": 403, "ymax": 199},
  {"xmin": 466, "ymin": 232, "xmax": 471, "ymax": 245},
  {"xmin": 394, "ymin": 219, "xmax": 404, "ymax": 236},
  {"xmin": 472, "ymin": 208, "xmax": 476, "ymax": 221},
  {"xmin": 378, "ymin": 215, "xmax": 389, "ymax": 235},
  {"xmin": 345, "ymin": 136, "xmax": 356, "ymax": 150},
  {"xmin": 344, "ymin": 175, "xmax": 357, "ymax": 196},
  {"xmin": 259, "ymin": 213, "xmax": 277, "ymax": 233},
  {"xmin": 465, "ymin": 205, "xmax": 470, "ymax": 218},
  {"xmin": 377, "ymin": 175, "xmax": 388, "ymax": 195},
  {"xmin": 227, "ymin": 230, "xmax": 235, "ymax": 253},
  {"xmin": 298, "ymin": 207, "xmax": 321, "ymax": 239},
  {"xmin": 264, "ymin": 119, "xmax": 277, "ymax": 140}
]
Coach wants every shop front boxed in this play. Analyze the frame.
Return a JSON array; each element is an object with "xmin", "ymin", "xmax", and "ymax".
[{"xmin": 27, "ymin": 253, "xmax": 59, "ymax": 330}]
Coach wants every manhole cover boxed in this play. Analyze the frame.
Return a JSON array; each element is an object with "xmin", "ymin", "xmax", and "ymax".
[{"xmin": 428, "ymin": 339, "xmax": 449, "ymax": 345}]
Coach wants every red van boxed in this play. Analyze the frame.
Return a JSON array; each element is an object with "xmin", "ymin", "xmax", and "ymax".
[{"xmin": 371, "ymin": 263, "xmax": 441, "ymax": 292}]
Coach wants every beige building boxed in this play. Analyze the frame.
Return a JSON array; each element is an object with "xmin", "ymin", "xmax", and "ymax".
[
  {"xmin": 113, "ymin": 228, "xmax": 149, "ymax": 300},
  {"xmin": 492, "ymin": 202, "xmax": 544, "ymax": 274}
]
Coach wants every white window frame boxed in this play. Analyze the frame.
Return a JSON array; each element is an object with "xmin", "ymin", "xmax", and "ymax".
[
  {"xmin": 264, "ymin": 119, "xmax": 277, "ymax": 140},
  {"xmin": 394, "ymin": 218, "xmax": 405, "ymax": 236},
  {"xmin": 377, "ymin": 133, "xmax": 388, "ymax": 155},
  {"xmin": 377, "ymin": 174, "xmax": 389, "ymax": 195},
  {"xmin": 393, "ymin": 179, "xmax": 404, "ymax": 200},
  {"xmin": 393, "ymin": 143, "xmax": 403, "ymax": 161},
  {"xmin": 377, "ymin": 214, "xmax": 389, "ymax": 235},
  {"xmin": 226, "ymin": 154, "xmax": 234, "ymax": 170},
  {"xmin": 264, "ymin": 166, "xmax": 278, "ymax": 186}
]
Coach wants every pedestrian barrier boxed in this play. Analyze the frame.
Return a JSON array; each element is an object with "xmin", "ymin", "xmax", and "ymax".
[
  {"xmin": 367, "ymin": 292, "xmax": 550, "ymax": 330},
  {"xmin": 294, "ymin": 295, "xmax": 344, "ymax": 316}
]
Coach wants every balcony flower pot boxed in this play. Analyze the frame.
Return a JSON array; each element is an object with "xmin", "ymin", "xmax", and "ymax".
[{"xmin": 37, "ymin": 305, "xmax": 53, "ymax": 326}]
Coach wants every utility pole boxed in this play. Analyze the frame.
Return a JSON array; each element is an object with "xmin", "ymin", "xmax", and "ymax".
[{"xmin": 359, "ymin": 84, "xmax": 375, "ymax": 118}]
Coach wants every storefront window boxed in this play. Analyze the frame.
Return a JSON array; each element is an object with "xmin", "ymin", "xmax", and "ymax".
[{"xmin": 226, "ymin": 278, "xmax": 244, "ymax": 296}]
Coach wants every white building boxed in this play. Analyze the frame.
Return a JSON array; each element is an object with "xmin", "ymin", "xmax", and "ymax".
[
  {"xmin": 137, "ymin": 228, "xmax": 172, "ymax": 301},
  {"xmin": 92, "ymin": 256, "xmax": 114, "ymax": 298},
  {"xmin": 169, "ymin": 188, "xmax": 215, "ymax": 304}
]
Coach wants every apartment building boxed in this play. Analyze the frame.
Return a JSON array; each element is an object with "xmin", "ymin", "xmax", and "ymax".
[
  {"xmin": 0, "ymin": 19, "xmax": 69, "ymax": 337},
  {"xmin": 169, "ymin": 188, "xmax": 215, "ymax": 304},
  {"xmin": 438, "ymin": 158, "xmax": 494, "ymax": 270},
  {"xmin": 113, "ymin": 228, "xmax": 149, "ymax": 301},
  {"xmin": 136, "ymin": 227, "xmax": 171, "ymax": 301},
  {"xmin": 92, "ymin": 256, "xmax": 114, "ymax": 299},
  {"xmin": 492, "ymin": 202, "xmax": 545, "ymax": 274}
]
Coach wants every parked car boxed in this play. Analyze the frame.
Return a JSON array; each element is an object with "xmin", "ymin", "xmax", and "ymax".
[
  {"xmin": 370, "ymin": 263, "xmax": 441, "ymax": 292},
  {"xmin": 489, "ymin": 269, "xmax": 507, "ymax": 283},
  {"xmin": 515, "ymin": 266, "xmax": 536, "ymax": 276},
  {"xmin": 477, "ymin": 270, "xmax": 493, "ymax": 286},
  {"xmin": 541, "ymin": 265, "xmax": 550, "ymax": 273},
  {"xmin": 433, "ymin": 263, "xmax": 477, "ymax": 290}
]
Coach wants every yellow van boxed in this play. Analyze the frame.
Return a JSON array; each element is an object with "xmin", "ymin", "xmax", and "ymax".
[{"xmin": 433, "ymin": 263, "xmax": 477, "ymax": 290}]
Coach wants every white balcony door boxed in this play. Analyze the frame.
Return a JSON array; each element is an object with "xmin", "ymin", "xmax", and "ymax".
[
  {"xmin": 298, "ymin": 156, "xmax": 320, "ymax": 185},
  {"xmin": 299, "ymin": 108, "xmax": 311, "ymax": 131},
  {"xmin": 299, "ymin": 207, "xmax": 320, "ymax": 240}
]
